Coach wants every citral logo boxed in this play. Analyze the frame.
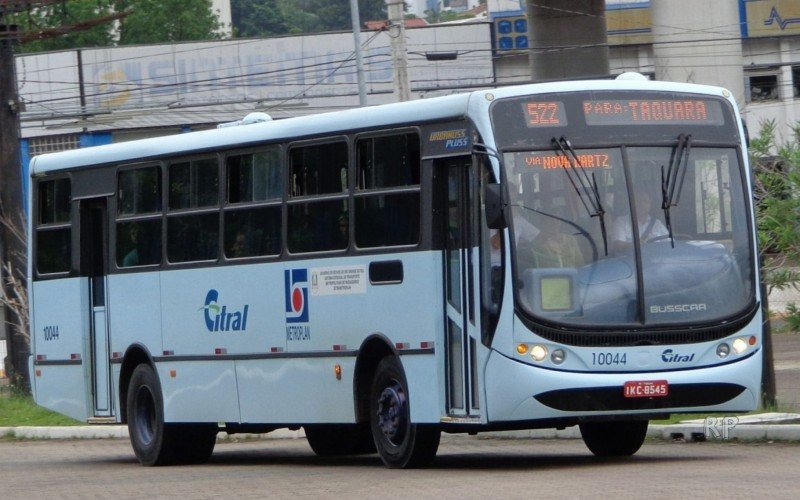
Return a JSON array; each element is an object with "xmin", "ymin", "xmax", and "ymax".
[{"xmin": 200, "ymin": 289, "xmax": 249, "ymax": 332}]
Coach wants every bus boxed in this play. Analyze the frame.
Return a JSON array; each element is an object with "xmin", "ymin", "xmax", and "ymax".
[{"xmin": 28, "ymin": 74, "xmax": 761, "ymax": 468}]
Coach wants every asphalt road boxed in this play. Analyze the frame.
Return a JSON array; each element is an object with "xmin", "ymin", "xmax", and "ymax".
[{"xmin": 2, "ymin": 437, "xmax": 799, "ymax": 499}]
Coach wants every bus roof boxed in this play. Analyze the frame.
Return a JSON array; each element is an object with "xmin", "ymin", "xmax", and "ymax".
[{"xmin": 29, "ymin": 78, "xmax": 732, "ymax": 176}]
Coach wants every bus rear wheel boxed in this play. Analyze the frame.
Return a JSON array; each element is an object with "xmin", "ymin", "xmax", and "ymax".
[
  {"xmin": 369, "ymin": 356, "xmax": 440, "ymax": 468},
  {"xmin": 304, "ymin": 424, "xmax": 376, "ymax": 456},
  {"xmin": 126, "ymin": 364, "xmax": 217, "ymax": 465},
  {"xmin": 579, "ymin": 420, "xmax": 649, "ymax": 457}
]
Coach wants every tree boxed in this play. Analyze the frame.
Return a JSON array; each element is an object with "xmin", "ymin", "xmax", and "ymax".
[
  {"xmin": 10, "ymin": 0, "xmax": 115, "ymax": 53},
  {"xmin": 115, "ymin": 0, "xmax": 222, "ymax": 45},
  {"xmin": 231, "ymin": 0, "xmax": 286, "ymax": 37}
]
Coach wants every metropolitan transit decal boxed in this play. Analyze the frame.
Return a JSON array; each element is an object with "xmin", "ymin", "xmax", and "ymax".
[{"xmin": 310, "ymin": 265, "xmax": 366, "ymax": 296}]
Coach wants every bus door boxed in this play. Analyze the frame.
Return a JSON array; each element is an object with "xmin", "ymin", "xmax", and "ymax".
[
  {"xmin": 442, "ymin": 157, "xmax": 482, "ymax": 418},
  {"xmin": 79, "ymin": 198, "xmax": 112, "ymax": 417}
]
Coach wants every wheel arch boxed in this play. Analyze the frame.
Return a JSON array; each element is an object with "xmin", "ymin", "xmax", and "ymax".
[
  {"xmin": 353, "ymin": 333, "xmax": 398, "ymax": 423},
  {"xmin": 118, "ymin": 343, "xmax": 156, "ymax": 424}
]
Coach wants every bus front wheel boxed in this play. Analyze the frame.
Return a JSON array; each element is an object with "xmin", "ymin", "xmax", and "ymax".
[
  {"xmin": 126, "ymin": 364, "xmax": 217, "ymax": 465},
  {"xmin": 369, "ymin": 356, "xmax": 440, "ymax": 468},
  {"xmin": 579, "ymin": 420, "xmax": 649, "ymax": 457}
]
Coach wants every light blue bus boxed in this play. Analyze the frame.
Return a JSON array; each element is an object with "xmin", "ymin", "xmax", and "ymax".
[{"xmin": 28, "ymin": 75, "xmax": 761, "ymax": 468}]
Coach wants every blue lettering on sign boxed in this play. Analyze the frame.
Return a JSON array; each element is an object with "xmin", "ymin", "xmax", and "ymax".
[
  {"xmin": 661, "ymin": 349, "xmax": 695, "ymax": 363},
  {"xmin": 200, "ymin": 289, "xmax": 249, "ymax": 332}
]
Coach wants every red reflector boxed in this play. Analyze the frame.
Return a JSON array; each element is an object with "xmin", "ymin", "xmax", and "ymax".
[
  {"xmin": 162, "ymin": 350, "xmax": 174, "ymax": 356},
  {"xmin": 36, "ymin": 354, "xmax": 46, "ymax": 361},
  {"xmin": 332, "ymin": 345, "xmax": 346, "ymax": 351},
  {"xmin": 112, "ymin": 352, "xmax": 122, "ymax": 359},
  {"xmin": 70, "ymin": 353, "xmax": 81, "ymax": 360},
  {"xmin": 395, "ymin": 342, "xmax": 409, "ymax": 350},
  {"xmin": 420, "ymin": 341, "xmax": 434, "ymax": 349},
  {"xmin": 270, "ymin": 347, "xmax": 284, "ymax": 353},
  {"xmin": 214, "ymin": 348, "xmax": 227, "ymax": 355}
]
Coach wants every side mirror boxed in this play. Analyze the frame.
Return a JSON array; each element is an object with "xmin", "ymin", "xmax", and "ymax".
[{"xmin": 485, "ymin": 183, "xmax": 506, "ymax": 229}]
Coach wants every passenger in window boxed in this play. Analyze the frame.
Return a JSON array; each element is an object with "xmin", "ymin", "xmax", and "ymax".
[
  {"xmin": 611, "ymin": 191, "xmax": 668, "ymax": 251},
  {"xmin": 122, "ymin": 225, "xmax": 140, "ymax": 267}
]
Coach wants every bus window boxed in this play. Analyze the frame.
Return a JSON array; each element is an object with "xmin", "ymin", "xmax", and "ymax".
[
  {"xmin": 224, "ymin": 206, "xmax": 281, "ymax": 258},
  {"xmin": 116, "ymin": 166, "xmax": 163, "ymax": 268},
  {"xmin": 287, "ymin": 201, "xmax": 348, "ymax": 253},
  {"xmin": 169, "ymin": 158, "xmax": 219, "ymax": 210},
  {"xmin": 355, "ymin": 132, "xmax": 420, "ymax": 248},
  {"xmin": 36, "ymin": 177, "xmax": 72, "ymax": 274},
  {"xmin": 226, "ymin": 148, "xmax": 282, "ymax": 203},
  {"xmin": 290, "ymin": 142, "xmax": 347, "ymax": 196}
]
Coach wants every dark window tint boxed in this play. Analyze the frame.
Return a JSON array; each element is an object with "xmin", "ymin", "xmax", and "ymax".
[
  {"xmin": 116, "ymin": 219, "xmax": 162, "ymax": 267},
  {"xmin": 290, "ymin": 142, "xmax": 348, "ymax": 196},
  {"xmin": 118, "ymin": 167, "xmax": 161, "ymax": 215},
  {"xmin": 37, "ymin": 229, "xmax": 70, "ymax": 274},
  {"xmin": 38, "ymin": 178, "xmax": 71, "ymax": 224},
  {"xmin": 167, "ymin": 213, "xmax": 219, "ymax": 262},
  {"xmin": 357, "ymin": 133, "xmax": 420, "ymax": 189},
  {"xmin": 355, "ymin": 193, "xmax": 420, "ymax": 248},
  {"xmin": 169, "ymin": 158, "xmax": 219, "ymax": 210},
  {"xmin": 224, "ymin": 207, "xmax": 281, "ymax": 258},
  {"xmin": 227, "ymin": 148, "xmax": 282, "ymax": 203},
  {"xmin": 288, "ymin": 201, "xmax": 348, "ymax": 253}
]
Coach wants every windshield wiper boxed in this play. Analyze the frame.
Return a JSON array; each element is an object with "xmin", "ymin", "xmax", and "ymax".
[
  {"xmin": 660, "ymin": 134, "xmax": 692, "ymax": 248},
  {"xmin": 552, "ymin": 137, "xmax": 608, "ymax": 256}
]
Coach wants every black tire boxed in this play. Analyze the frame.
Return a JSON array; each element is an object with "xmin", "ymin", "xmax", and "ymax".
[
  {"xmin": 370, "ymin": 356, "xmax": 440, "ymax": 468},
  {"xmin": 126, "ymin": 364, "xmax": 217, "ymax": 466},
  {"xmin": 579, "ymin": 420, "xmax": 649, "ymax": 457},
  {"xmin": 304, "ymin": 424, "xmax": 376, "ymax": 456}
]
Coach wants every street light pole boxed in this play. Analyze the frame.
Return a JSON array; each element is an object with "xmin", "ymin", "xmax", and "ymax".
[
  {"xmin": 350, "ymin": 0, "xmax": 367, "ymax": 107},
  {"xmin": 385, "ymin": 0, "xmax": 410, "ymax": 102}
]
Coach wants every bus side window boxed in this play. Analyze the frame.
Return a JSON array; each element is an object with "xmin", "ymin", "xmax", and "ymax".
[
  {"xmin": 117, "ymin": 166, "xmax": 163, "ymax": 268},
  {"xmin": 355, "ymin": 132, "xmax": 421, "ymax": 248}
]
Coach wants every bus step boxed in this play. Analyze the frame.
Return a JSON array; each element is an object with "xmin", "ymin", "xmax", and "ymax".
[
  {"xmin": 87, "ymin": 416, "xmax": 118, "ymax": 424},
  {"xmin": 440, "ymin": 415, "xmax": 482, "ymax": 424}
]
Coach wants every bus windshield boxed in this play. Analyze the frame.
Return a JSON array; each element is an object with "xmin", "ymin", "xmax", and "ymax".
[{"xmin": 491, "ymin": 91, "xmax": 755, "ymax": 329}]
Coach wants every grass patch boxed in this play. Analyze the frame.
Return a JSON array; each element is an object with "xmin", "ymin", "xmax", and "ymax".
[{"xmin": 0, "ymin": 385, "xmax": 80, "ymax": 427}]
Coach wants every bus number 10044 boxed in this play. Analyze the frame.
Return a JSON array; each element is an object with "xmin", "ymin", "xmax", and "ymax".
[
  {"xmin": 591, "ymin": 352, "xmax": 627, "ymax": 366},
  {"xmin": 43, "ymin": 325, "xmax": 60, "ymax": 341}
]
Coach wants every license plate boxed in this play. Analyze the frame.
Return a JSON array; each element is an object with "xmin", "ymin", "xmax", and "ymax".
[{"xmin": 624, "ymin": 380, "xmax": 669, "ymax": 398}]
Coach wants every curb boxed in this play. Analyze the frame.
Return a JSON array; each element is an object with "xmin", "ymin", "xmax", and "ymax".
[{"xmin": 2, "ymin": 424, "xmax": 800, "ymax": 442}]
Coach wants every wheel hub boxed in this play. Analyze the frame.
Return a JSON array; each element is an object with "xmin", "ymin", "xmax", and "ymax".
[{"xmin": 376, "ymin": 382, "xmax": 407, "ymax": 446}]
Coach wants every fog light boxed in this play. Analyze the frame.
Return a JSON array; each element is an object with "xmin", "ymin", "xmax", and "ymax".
[
  {"xmin": 516, "ymin": 343, "xmax": 529, "ymax": 355},
  {"xmin": 551, "ymin": 349, "xmax": 566, "ymax": 364},
  {"xmin": 530, "ymin": 345, "xmax": 548, "ymax": 362},
  {"xmin": 716, "ymin": 343, "xmax": 730, "ymax": 358},
  {"xmin": 732, "ymin": 337, "xmax": 748, "ymax": 354}
]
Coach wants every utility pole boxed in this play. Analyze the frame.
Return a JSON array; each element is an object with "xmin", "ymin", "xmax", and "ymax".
[
  {"xmin": 350, "ymin": 0, "xmax": 367, "ymax": 107},
  {"xmin": 0, "ymin": 18, "xmax": 26, "ymax": 388},
  {"xmin": 385, "ymin": 0, "xmax": 410, "ymax": 102}
]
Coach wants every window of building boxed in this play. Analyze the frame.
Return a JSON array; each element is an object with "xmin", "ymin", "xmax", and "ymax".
[
  {"xmin": 354, "ymin": 132, "xmax": 421, "ymax": 248},
  {"xmin": 748, "ymin": 74, "xmax": 779, "ymax": 102},
  {"xmin": 36, "ymin": 178, "xmax": 71, "ymax": 274},
  {"xmin": 117, "ymin": 166, "xmax": 163, "ymax": 268}
]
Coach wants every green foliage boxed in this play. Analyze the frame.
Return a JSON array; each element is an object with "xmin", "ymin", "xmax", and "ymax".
[
  {"xmin": 0, "ymin": 387, "xmax": 79, "ymax": 426},
  {"xmin": 783, "ymin": 302, "xmax": 800, "ymax": 333},
  {"xmin": 231, "ymin": 0, "xmax": 388, "ymax": 37},
  {"xmin": 752, "ymin": 119, "xmax": 800, "ymax": 294},
  {"xmin": 12, "ymin": 0, "xmax": 116, "ymax": 53},
  {"xmin": 115, "ymin": 0, "xmax": 223, "ymax": 45}
]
